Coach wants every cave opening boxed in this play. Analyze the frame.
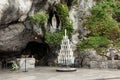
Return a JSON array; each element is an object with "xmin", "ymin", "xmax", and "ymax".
[
  {"xmin": 21, "ymin": 41, "xmax": 52, "ymax": 66},
  {"xmin": 0, "ymin": 36, "xmax": 55, "ymax": 69}
]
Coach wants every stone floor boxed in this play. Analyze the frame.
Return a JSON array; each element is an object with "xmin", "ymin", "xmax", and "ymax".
[{"xmin": 0, "ymin": 67, "xmax": 120, "ymax": 80}]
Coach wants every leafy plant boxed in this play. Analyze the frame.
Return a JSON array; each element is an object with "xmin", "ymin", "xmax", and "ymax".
[
  {"xmin": 78, "ymin": 36, "xmax": 111, "ymax": 51},
  {"xmin": 112, "ymin": 0, "xmax": 120, "ymax": 22},
  {"xmin": 56, "ymin": 3, "xmax": 74, "ymax": 36},
  {"xmin": 114, "ymin": 38, "xmax": 120, "ymax": 48},
  {"xmin": 45, "ymin": 32, "xmax": 64, "ymax": 44},
  {"xmin": 30, "ymin": 12, "xmax": 48, "ymax": 25},
  {"xmin": 79, "ymin": 0, "xmax": 120, "ymax": 52},
  {"xmin": 84, "ymin": 0, "xmax": 120, "ymax": 38}
]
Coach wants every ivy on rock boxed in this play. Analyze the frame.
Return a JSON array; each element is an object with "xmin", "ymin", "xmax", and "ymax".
[
  {"xmin": 30, "ymin": 12, "xmax": 49, "ymax": 36},
  {"xmin": 30, "ymin": 12, "xmax": 48, "ymax": 25},
  {"xmin": 78, "ymin": 36, "xmax": 111, "ymax": 51}
]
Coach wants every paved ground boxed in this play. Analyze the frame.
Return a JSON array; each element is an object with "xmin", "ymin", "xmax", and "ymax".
[{"xmin": 0, "ymin": 67, "xmax": 120, "ymax": 80}]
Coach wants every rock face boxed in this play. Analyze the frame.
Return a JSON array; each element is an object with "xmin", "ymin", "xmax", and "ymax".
[
  {"xmin": 69, "ymin": 0, "xmax": 96, "ymax": 51},
  {"xmin": 0, "ymin": 0, "xmax": 60, "ymax": 53},
  {"xmin": 74, "ymin": 49, "xmax": 104, "ymax": 67},
  {"xmin": 0, "ymin": 23, "xmax": 29, "ymax": 52},
  {"xmin": 74, "ymin": 49, "xmax": 120, "ymax": 69},
  {"xmin": 0, "ymin": 0, "xmax": 34, "ymax": 52},
  {"xmin": 0, "ymin": 0, "xmax": 33, "ymax": 25},
  {"xmin": 0, "ymin": 0, "xmax": 96, "ymax": 60},
  {"xmin": 1, "ymin": 0, "xmax": 120, "ymax": 69},
  {"xmin": 0, "ymin": 0, "xmax": 95, "ymax": 56}
]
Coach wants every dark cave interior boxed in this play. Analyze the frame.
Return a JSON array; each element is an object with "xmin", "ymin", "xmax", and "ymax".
[
  {"xmin": 21, "ymin": 41, "xmax": 51, "ymax": 66},
  {"xmin": 0, "ymin": 40, "xmax": 56, "ymax": 68}
]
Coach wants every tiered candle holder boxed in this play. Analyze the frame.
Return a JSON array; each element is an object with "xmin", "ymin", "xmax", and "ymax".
[{"xmin": 56, "ymin": 29, "xmax": 77, "ymax": 72}]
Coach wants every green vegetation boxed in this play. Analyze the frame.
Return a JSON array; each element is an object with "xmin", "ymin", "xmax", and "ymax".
[
  {"xmin": 45, "ymin": 3, "xmax": 73, "ymax": 44},
  {"xmin": 30, "ymin": 12, "xmax": 49, "ymax": 36},
  {"xmin": 56, "ymin": 3, "xmax": 73, "ymax": 36},
  {"xmin": 113, "ymin": 0, "xmax": 120, "ymax": 23},
  {"xmin": 30, "ymin": 12, "xmax": 49, "ymax": 25},
  {"xmin": 84, "ymin": 0, "xmax": 120, "ymax": 39},
  {"xmin": 45, "ymin": 32, "xmax": 63, "ymax": 44},
  {"xmin": 114, "ymin": 38, "xmax": 120, "ymax": 48},
  {"xmin": 78, "ymin": 36, "xmax": 111, "ymax": 50},
  {"xmin": 29, "ymin": 4, "xmax": 73, "ymax": 45},
  {"xmin": 78, "ymin": 0, "xmax": 120, "ymax": 52}
]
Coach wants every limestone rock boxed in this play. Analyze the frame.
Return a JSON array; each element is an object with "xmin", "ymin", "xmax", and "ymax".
[
  {"xmin": 70, "ymin": 0, "xmax": 96, "ymax": 51},
  {"xmin": 0, "ymin": 0, "xmax": 96, "ymax": 54},
  {"xmin": 75, "ymin": 49, "xmax": 104, "ymax": 68},
  {"xmin": 0, "ymin": 0, "xmax": 33, "ymax": 52},
  {"xmin": 0, "ymin": 0, "xmax": 33, "ymax": 25},
  {"xmin": 0, "ymin": 0, "xmax": 59, "ymax": 53},
  {"xmin": 0, "ymin": 23, "xmax": 32, "ymax": 52},
  {"xmin": 90, "ymin": 61, "xmax": 108, "ymax": 69}
]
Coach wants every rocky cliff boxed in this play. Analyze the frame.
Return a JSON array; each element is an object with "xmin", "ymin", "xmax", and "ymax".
[
  {"xmin": 0, "ymin": 0, "xmax": 95, "ymax": 53},
  {"xmin": 0, "ymin": 0, "xmax": 55, "ymax": 53}
]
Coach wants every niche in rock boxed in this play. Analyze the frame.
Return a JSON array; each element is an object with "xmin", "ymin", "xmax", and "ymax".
[
  {"xmin": 48, "ymin": 3, "xmax": 60, "ymax": 32},
  {"xmin": 60, "ymin": 0, "xmax": 73, "ymax": 7},
  {"xmin": 21, "ymin": 41, "xmax": 51, "ymax": 66}
]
